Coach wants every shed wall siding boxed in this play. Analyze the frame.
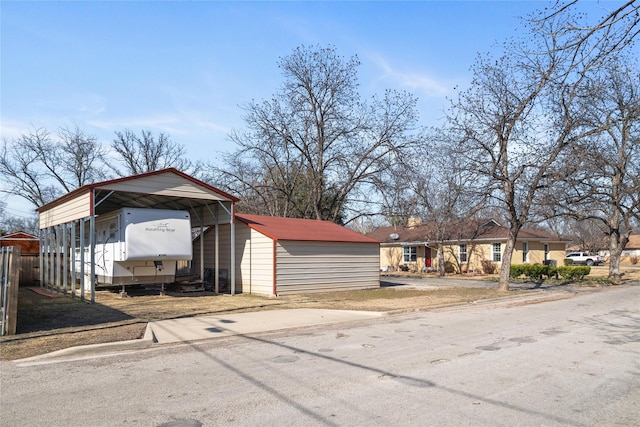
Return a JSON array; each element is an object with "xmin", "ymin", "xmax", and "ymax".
[
  {"xmin": 193, "ymin": 224, "xmax": 233, "ymax": 285},
  {"xmin": 274, "ymin": 241, "xmax": 380, "ymax": 295},
  {"xmin": 236, "ymin": 225, "xmax": 274, "ymax": 296},
  {"xmin": 39, "ymin": 192, "xmax": 91, "ymax": 229},
  {"xmin": 195, "ymin": 222, "xmax": 274, "ymax": 294}
]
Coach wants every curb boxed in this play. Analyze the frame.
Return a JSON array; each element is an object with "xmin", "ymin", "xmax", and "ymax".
[{"xmin": 11, "ymin": 335, "xmax": 155, "ymax": 364}]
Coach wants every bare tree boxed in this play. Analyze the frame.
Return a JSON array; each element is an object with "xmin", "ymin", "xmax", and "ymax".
[
  {"xmin": 56, "ymin": 125, "xmax": 107, "ymax": 186},
  {"xmin": 348, "ymin": 215, "xmax": 383, "ymax": 235},
  {"xmin": 374, "ymin": 158, "xmax": 420, "ymax": 227},
  {"xmin": 413, "ymin": 138, "xmax": 484, "ymax": 276},
  {"xmin": 0, "ymin": 203, "xmax": 39, "ymax": 235},
  {"xmin": 111, "ymin": 129, "xmax": 194, "ymax": 176},
  {"xmin": 563, "ymin": 218, "xmax": 609, "ymax": 256},
  {"xmin": 209, "ymin": 45, "xmax": 422, "ymax": 224},
  {"xmin": 0, "ymin": 126, "xmax": 106, "ymax": 208},
  {"xmin": 205, "ymin": 132, "xmax": 316, "ymax": 218},
  {"xmin": 542, "ymin": 56, "xmax": 640, "ymax": 282},
  {"xmin": 541, "ymin": 1, "xmax": 639, "ymax": 55},
  {"xmin": 447, "ymin": 7, "xmax": 617, "ymax": 290}
]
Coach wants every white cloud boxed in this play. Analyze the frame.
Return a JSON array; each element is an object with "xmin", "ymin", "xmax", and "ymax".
[
  {"xmin": 76, "ymin": 94, "xmax": 107, "ymax": 116},
  {"xmin": 87, "ymin": 111, "xmax": 231, "ymax": 137},
  {"xmin": 86, "ymin": 114, "xmax": 182, "ymax": 133},
  {"xmin": 368, "ymin": 54, "xmax": 451, "ymax": 98},
  {"xmin": 187, "ymin": 117, "xmax": 230, "ymax": 135},
  {"xmin": 0, "ymin": 119, "xmax": 32, "ymax": 140}
]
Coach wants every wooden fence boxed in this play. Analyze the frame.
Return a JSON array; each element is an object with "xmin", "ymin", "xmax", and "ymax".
[
  {"xmin": 1, "ymin": 246, "xmax": 20, "ymax": 336},
  {"xmin": 18, "ymin": 254, "xmax": 39, "ymax": 286}
]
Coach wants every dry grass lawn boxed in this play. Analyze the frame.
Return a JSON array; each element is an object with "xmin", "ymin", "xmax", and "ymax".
[{"xmin": 1, "ymin": 265, "xmax": 637, "ymax": 361}]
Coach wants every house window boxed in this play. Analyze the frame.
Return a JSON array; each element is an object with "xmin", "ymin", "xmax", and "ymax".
[
  {"xmin": 403, "ymin": 246, "xmax": 417, "ymax": 263},
  {"xmin": 522, "ymin": 242, "xmax": 529, "ymax": 263},
  {"xmin": 544, "ymin": 244, "xmax": 549, "ymax": 260},
  {"xmin": 459, "ymin": 244, "xmax": 468, "ymax": 263},
  {"xmin": 492, "ymin": 243, "xmax": 502, "ymax": 262}
]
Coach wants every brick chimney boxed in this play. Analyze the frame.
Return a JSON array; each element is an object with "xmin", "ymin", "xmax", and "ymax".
[{"xmin": 407, "ymin": 217, "xmax": 422, "ymax": 228}]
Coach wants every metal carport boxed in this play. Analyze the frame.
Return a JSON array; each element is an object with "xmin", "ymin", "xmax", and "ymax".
[{"xmin": 35, "ymin": 168, "xmax": 239, "ymax": 302}]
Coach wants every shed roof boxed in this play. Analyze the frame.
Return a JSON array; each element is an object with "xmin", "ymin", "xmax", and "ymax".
[
  {"xmin": 0, "ymin": 231, "xmax": 40, "ymax": 253},
  {"xmin": 0, "ymin": 232, "xmax": 39, "ymax": 241},
  {"xmin": 236, "ymin": 214, "xmax": 379, "ymax": 243}
]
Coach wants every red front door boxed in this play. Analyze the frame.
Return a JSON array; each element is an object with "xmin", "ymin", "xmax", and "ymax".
[{"xmin": 425, "ymin": 246, "xmax": 432, "ymax": 268}]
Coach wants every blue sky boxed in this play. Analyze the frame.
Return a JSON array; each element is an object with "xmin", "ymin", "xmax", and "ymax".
[{"xmin": 0, "ymin": 1, "xmax": 627, "ymax": 217}]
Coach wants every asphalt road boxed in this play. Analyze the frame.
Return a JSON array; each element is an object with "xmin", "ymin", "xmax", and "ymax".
[{"xmin": 1, "ymin": 285, "xmax": 638, "ymax": 427}]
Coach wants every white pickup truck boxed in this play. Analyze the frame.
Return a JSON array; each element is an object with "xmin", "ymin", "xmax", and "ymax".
[{"xmin": 565, "ymin": 252, "xmax": 604, "ymax": 266}]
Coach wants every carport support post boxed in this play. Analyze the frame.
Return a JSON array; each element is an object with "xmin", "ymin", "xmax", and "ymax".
[
  {"xmin": 71, "ymin": 222, "xmax": 77, "ymax": 298},
  {"xmin": 48, "ymin": 227, "xmax": 54, "ymax": 291},
  {"xmin": 79, "ymin": 219, "xmax": 85, "ymax": 301},
  {"xmin": 230, "ymin": 204, "xmax": 236, "ymax": 295},
  {"xmin": 199, "ymin": 206, "xmax": 205, "ymax": 291},
  {"xmin": 38, "ymin": 230, "xmax": 44, "ymax": 288},
  {"xmin": 62, "ymin": 224, "xmax": 68, "ymax": 295},
  {"xmin": 214, "ymin": 206, "xmax": 219, "ymax": 294},
  {"xmin": 89, "ymin": 214, "xmax": 96, "ymax": 303},
  {"xmin": 56, "ymin": 224, "xmax": 62, "ymax": 292}
]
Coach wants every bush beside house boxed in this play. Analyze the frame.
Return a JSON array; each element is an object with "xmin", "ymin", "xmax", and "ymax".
[{"xmin": 510, "ymin": 263, "xmax": 591, "ymax": 281}]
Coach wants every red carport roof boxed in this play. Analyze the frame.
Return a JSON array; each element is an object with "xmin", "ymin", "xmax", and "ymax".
[{"xmin": 235, "ymin": 214, "xmax": 379, "ymax": 243}]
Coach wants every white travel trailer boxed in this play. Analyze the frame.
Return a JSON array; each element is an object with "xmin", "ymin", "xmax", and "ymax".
[{"xmin": 77, "ymin": 208, "xmax": 193, "ymax": 288}]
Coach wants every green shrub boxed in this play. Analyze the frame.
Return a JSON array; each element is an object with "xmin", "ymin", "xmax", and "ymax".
[
  {"xmin": 511, "ymin": 263, "xmax": 590, "ymax": 281},
  {"xmin": 557, "ymin": 265, "xmax": 591, "ymax": 280},
  {"xmin": 509, "ymin": 264, "xmax": 557, "ymax": 280},
  {"xmin": 510, "ymin": 264, "xmax": 526, "ymax": 278},
  {"xmin": 510, "ymin": 263, "xmax": 559, "ymax": 281},
  {"xmin": 564, "ymin": 258, "xmax": 574, "ymax": 266},
  {"xmin": 528, "ymin": 264, "xmax": 548, "ymax": 280}
]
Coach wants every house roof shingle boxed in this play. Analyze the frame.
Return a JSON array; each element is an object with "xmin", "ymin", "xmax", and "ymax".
[
  {"xmin": 626, "ymin": 234, "xmax": 640, "ymax": 249},
  {"xmin": 367, "ymin": 219, "xmax": 565, "ymax": 244},
  {"xmin": 236, "ymin": 214, "xmax": 379, "ymax": 244}
]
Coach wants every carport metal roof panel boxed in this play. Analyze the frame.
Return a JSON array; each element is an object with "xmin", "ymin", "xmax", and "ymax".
[
  {"xmin": 37, "ymin": 168, "xmax": 239, "ymax": 228},
  {"xmin": 236, "ymin": 214, "xmax": 380, "ymax": 243}
]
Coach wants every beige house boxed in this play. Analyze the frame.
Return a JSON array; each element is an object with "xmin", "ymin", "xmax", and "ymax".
[
  {"xmin": 367, "ymin": 219, "xmax": 568, "ymax": 274},
  {"xmin": 600, "ymin": 234, "xmax": 640, "ymax": 265},
  {"xmin": 621, "ymin": 235, "xmax": 640, "ymax": 264}
]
